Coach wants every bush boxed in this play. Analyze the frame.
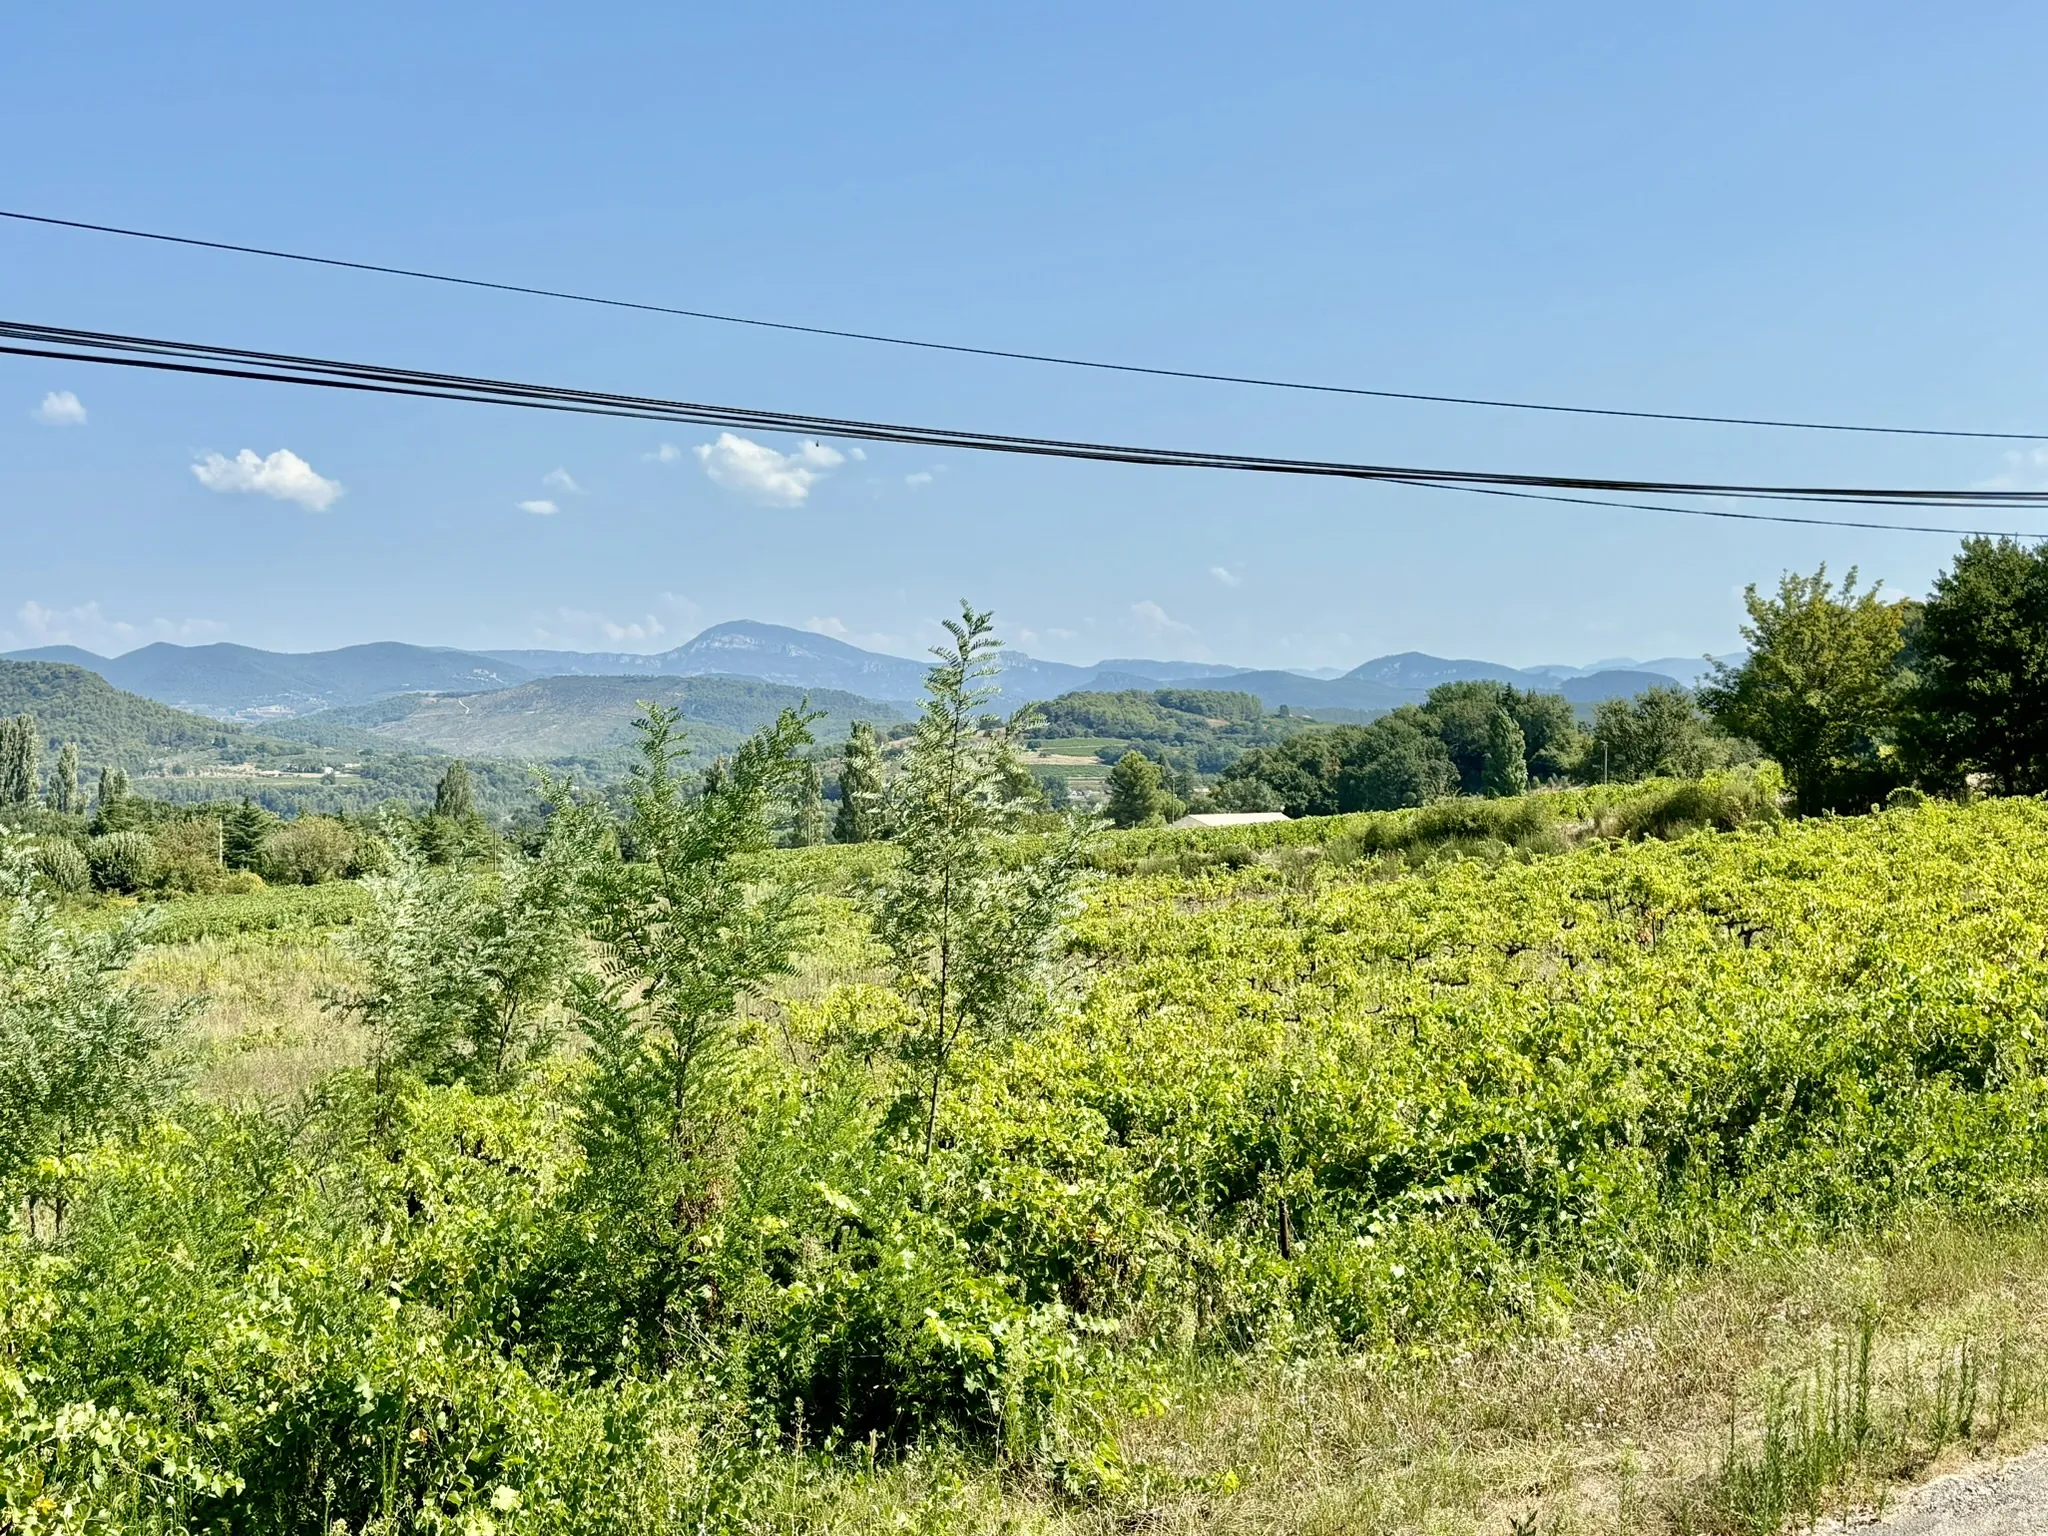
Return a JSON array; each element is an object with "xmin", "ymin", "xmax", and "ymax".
[
  {"xmin": 87, "ymin": 829, "xmax": 158, "ymax": 893},
  {"xmin": 150, "ymin": 817, "xmax": 225, "ymax": 894},
  {"xmin": 216, "ymin": 869, "xmax": 266, "ymax": 896},
  {"xmin": 1597, "ymin": 765, "xmax": 1785, "ymax": 841},
  {"xmin": 260, "ymin": 816, "xmax": 357, "ymax": 885},
  {"xmin": 30, "ymin": 837, "xmax": 90, "ymax": 896}
]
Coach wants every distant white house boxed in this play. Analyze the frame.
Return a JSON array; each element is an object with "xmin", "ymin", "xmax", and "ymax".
[{"xmin": 1167, "ymin": 811, "xmax": 1291, "ymax": 830}]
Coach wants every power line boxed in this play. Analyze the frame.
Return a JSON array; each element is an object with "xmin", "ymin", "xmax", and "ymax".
[
  {"xmin": 4, "ymin": 206, "xmax": 2042, "ymax": 445},
  {"xmin": 2, "ymin": 316, "xmax": 2042, "ymax": 539}
]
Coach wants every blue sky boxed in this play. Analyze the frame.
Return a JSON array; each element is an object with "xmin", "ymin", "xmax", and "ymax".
[{"xmin": 5, "ymin": 2, "xmax": 2048, "ymax": 670}]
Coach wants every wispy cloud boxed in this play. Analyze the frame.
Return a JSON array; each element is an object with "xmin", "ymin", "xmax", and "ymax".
[
  {"xmin": 644, "ymin": 443, "xmax": 684, "ymax": 464},
  {"xmin": 31, "ymin": 390, "xmax": 86, "ymax": 426},
  {"xmin": 541, "ymin": 467, "xmax": 584, "ymax": 494},
  {"xmin": 518, "ymin": 499, "xmax": 559, "ymax": 516},
  {"xmin": 1209, "ymin": 565, "xmax": 1243, "ymax": 588},
  {"xmin": 191, "ymin": 448, "xmax": 343, "ymax": 511},
  {"xmin": 695, "ymin": 433, "xmax": 844, "ymax": 506},
  {"xmin": 530, "ymin": 607, "xmax": 668, "ymax": 649},
  {"xmin": 5, "ymin": 599, "xmax": 225, "ymax": 654},
  {"xmin": 1129, "ymin": 599, "xmax": 1196, "ymax": 639}
]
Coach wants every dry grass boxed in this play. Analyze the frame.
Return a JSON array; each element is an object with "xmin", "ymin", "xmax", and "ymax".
[
  {"xmin": 131, "ymin": 933, "xmax": 368, "ymax": 1104},
  {"xmin": 715, "ymin": 1221, "xmax": 2048, "ymax": 1536}
]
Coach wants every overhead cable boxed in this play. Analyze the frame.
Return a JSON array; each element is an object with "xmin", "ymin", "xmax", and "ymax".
[
  {"xmin": 1, "ymin": 316, "xmax": 2042, "ymax": 538},
  {"xmin": 2, "ymin": 207, "xmax": 2041, "ymax": 444}
]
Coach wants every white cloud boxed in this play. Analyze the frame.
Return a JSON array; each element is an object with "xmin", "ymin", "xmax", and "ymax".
[
  {"xmin": 32, "ymin": 391, "xmax": 86, "ymax": 426},
  {"xmin": 542, "ymin": 468, "xmax": 583, "ymax": 494},
  {"xmin": 849, "ymin": 448, "xmax": 867, "ymax": 462},
  {"xmin": 191, "ymin": 448, "xmax": 343, "ymax": 511},
  {"xmin": 6, "ymin": 599, "xmax": 226, "ymax": 653},
  {"xmin": 530, "ymin": 607, "xmax": 668, "ymax": 649},
  {"xmin": 518, "ymin": 499, "xmax": 560, "ymax": 516},
  {"xmin": 905, "ymin": 472, "xmax": 935, "ymax": 488},
  {"xmin": 1130, "ymin": 599, "xmax": 1196, "ymax": 639},
  {"xmin": 1210, "ymin": 565, "xmax": 1243, "ymax": 588},
  {"xmin": 694, "ymin": 433, "xmax": 844, "ymax": 506},
  {"xmin": 644, "ymin": 443, "xmax": 684, "ymax": 463}
]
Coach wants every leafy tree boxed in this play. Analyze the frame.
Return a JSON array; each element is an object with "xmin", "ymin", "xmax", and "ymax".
[
  {"xmin": 1422, "ymin": 682, "xmax": 1579, "ymax": 791},
  {"xmin": 792, "ymin": 757, "xmax": 828, "ymax": 847},
  {"xmin": 338, "ymin": 793, "xmax": 606, "ymax": 1095},
  {"xmin": 1104, "ymin": 749, "xmax": 1182, "ymax": 827},
  {"xmin": 834, "ymin": 720, "xmax": 886, "ymax": 843},
  {"xmin": 1337, "ymin": 708, "xmax": 1460, "ymax": 811},
  {"xmin": 260, "ymin": 816, "xmax": 357, "ymax": 884},
  {"xmin": 1482, "ymin": 710, "xmax": 1529, "ymax": 797},
  {"xmin": 0, "ymin": 714, "xmax": 40, "ymax": 807},
  {"xmin": 150, "ymin": 817, "xmax": 224, "ymax": 894},
  {"xmin": 0, "ymin": 835, "xmax": 192, "ymax": 1207},
  {"xmin": 1589, "ymin": 687, "xmax": 1720, "ymax": 782},
  {"xmin": 49, "ymin": 742, "xmax": 79, "ymax": 815},
  {"xmin": 1902, "ymin": 537, "xmax": 2048, "ymax": 794},
  {"xmin": 1699, "ymin": 566, "xmax": 1910, "ymax": 814},
  {"xmin": 872, "ymin": 604, "xmax": 1088, "ymax": 1162},
  {"xmin": 433, "ymin": 760, "xmax": 478, "ymax": 821},
  {"xmin": 575, "ymin": 702, "xmax": 816, "ymax": 1165}
]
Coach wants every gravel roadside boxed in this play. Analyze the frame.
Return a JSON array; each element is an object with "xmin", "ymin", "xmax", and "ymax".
[{"xmin": 1821, "ymin": 1448, "xmax": 2048, "ymax": 1532}]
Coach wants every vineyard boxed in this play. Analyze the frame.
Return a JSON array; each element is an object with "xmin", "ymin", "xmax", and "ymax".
[{"xmin": 8, "ymin": 794, "xmax": 2048, "ymax": 1531}]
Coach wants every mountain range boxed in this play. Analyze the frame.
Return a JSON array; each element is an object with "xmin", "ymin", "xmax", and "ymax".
[{"xmin": 6, "ymin": 622, "xmax": 1730, "ymax": 724}]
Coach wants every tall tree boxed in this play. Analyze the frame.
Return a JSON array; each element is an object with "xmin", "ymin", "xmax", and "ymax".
[
  {"xmin": 872, "ymin": 604, "xmax": 1088, "ymax": 1162},
  {"xmin": 1481, "ymin": 709, "xmax": 1529, "ymax": 797},
  {"xmin": 1104, "ymin": 749, "xmax": 1177, "ymax": 828},
  {"xmin": 1903, "ymin": 537, "xmax": 2048, "ymax": 794},
  {"xmin": 833, "ymin": 721, "xmax": 886, "ymax": 843},
  {"xmin": 1589, "ymin": 687, "xmax": 1719, "ymax": 783},
  {"xmin": 1699, "ymin": 566, "xmax": 1910, "ymax": 815},
  {"xmin": 575, "ymin": 702, "xmax": 817, "ymax": 1165},
  {"xmin": 222, "ymin": 798, "xmax": 278, "ymax": 872},
  {"xmin": 0, "ymin": 715, "xmax": 39, "ymax": 807},
  {"xmin": 433, "ymin": 760, "xmax": 478, "ymax": 821},
  {"xmin": 792, "ymin": 757, "xmax": 828, "ymax": 847},
  {"xmin": 338, "ymin": 789, "xmax": 605, "ymax": 1096},
  {"xmin": 50, "ymin": 742, "xmax": 79, "ymax": 815}
]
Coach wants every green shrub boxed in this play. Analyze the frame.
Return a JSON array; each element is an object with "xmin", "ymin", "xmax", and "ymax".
[
  {"xmin": 260, "ymin": 815, "xmax": 357, "ymax": 885},
  {"xmin": 150, "ymin": 816, "xmax": 225, "ymax": 894},
  {"xmin": 87, "ymin": 829, "xmax": 158, "ymax": 893},
  {"xmin": 30, "ymin": 837, "xmax": 90, "ymax": 895}
]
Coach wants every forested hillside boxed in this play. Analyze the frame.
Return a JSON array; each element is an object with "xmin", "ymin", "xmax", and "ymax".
[{"xmin": 287, "ymin": 672, "xmax": 907, "ymax": 763}]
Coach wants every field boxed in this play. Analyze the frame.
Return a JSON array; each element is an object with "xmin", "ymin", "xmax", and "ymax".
[{"xmin": 12, "ymin": 791, "xmax": 2048, "ymax": 1531}]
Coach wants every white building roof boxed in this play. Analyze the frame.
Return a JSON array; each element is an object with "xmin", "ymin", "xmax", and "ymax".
[{"xmin": 1167, "ymin": 811, "xmax": 1291, "ymax": 830}]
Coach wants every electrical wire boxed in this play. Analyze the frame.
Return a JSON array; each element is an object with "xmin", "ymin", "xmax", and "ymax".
[
  {"xmin": 4, "ymin": 206, "xmax": 2042, "ymax": 445},
  {"xmin": 3, "ymin": 317, "xmax": 2043, "ymax": 538}
]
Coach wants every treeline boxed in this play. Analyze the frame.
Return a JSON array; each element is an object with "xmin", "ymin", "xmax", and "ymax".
[
  {"xmin": 1186, "ymin": 679, "xmax": 1745, "ymax": 818},
  {"xmin": 2, "ymin": 752, "xmax": 504, "ymax": 898},
  {"xmin": 1165, "ymin": 538, "xmax": 2048, "ymax": 823}
]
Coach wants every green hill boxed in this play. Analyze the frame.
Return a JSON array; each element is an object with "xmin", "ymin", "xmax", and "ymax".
[
  {"xmin": 277, "ymin": 674, "xmax": 909, "ymax": 766},
  {"xmin": 0, "ymin": 659, "xmax": 532, "ymax": 818},
  {"xmin": 0, "ymin": 659, "xmax": 254, "ymax": 774}
]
